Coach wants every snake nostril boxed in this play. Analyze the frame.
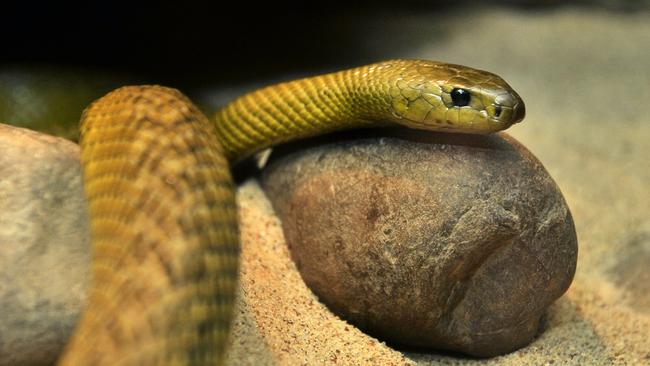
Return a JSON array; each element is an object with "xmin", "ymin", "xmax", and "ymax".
[{"xmin": 494, "ymin": 104, "xmax": 502, "ymax": 118}]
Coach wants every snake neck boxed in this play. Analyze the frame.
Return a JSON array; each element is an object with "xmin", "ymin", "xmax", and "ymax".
[{"xmin": 213, "ymin": 61, "xmax": 403, "ymax": 162}]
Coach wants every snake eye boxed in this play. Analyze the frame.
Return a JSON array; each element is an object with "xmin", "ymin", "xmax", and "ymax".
[{"xmin": 450, "ymin": 88, "xmax": 471, "ymax": 107}]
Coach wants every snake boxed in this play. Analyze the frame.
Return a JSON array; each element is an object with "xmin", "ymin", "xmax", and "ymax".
[{"xmin": 52, "ymin": 59, "xmax": 525, "ymax": 365}]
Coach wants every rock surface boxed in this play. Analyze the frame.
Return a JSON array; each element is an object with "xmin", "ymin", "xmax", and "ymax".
[
  {"xmin": 261, "ymin": 129, "xmax": 578, "ymax": 357},
  {"xmin": 0, "ymin": 124, "xmax": 89, "ymax": 366}
]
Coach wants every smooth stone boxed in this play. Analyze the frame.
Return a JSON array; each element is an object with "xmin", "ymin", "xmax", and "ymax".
[
  {"xmin": 261, "ymin": 128, "xmax": 578, "ymax": 357},
  {"xmin": 0, "ymin": 124, "xmax": 89, "ymax": 366}
]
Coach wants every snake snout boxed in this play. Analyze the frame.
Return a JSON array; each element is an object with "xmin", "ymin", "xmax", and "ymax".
[
  {"xmin": 493, "ymin": 93, "xmax": 526, "ymax": 125},
  {"xmin": 511, "ymin": 100, "xmax": 526, "ymax": 124}
]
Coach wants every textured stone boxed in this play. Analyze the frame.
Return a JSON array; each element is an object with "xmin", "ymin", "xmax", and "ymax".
[
  {"xmin": 0, "ymin": 124, "xmax": 89, "ymax": 366},
  {"xmin": 261, "ymin": 129, "xmax": 578, "ymax": 357}
]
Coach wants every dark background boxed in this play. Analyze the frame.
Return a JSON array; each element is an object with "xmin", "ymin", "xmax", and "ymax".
[{"xmin": 3, "ymin": 1, "xmax": 647, "ymax": 89}]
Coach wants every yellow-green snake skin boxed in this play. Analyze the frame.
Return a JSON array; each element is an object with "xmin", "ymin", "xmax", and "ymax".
[{"xmin": 56, "ymin": 59, "xmax": 525, "ymax": 365}]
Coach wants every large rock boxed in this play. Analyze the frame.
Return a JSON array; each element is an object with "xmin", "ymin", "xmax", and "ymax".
[
  {"xmin": 261, "ymin": 128, "xmax": 578, "ymax": 357},
  {"xmin": 0, "ymin": 124, "xmax": 89, "ymax": 366}
]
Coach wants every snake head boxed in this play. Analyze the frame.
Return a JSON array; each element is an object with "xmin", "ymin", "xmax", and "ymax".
[{"xmin": 386, "ymin": 60, "xmax": 525, "ymax": 133}]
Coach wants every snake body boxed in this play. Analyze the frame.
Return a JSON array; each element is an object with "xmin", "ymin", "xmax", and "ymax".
[{"xmin": 57, "ymin": 59, "xmax": 524, "ymax": 365}]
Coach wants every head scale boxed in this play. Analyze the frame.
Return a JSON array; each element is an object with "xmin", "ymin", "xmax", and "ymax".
[{"xmin": 386, "ymin": 60, "xmax": 525, "ymax": 133}]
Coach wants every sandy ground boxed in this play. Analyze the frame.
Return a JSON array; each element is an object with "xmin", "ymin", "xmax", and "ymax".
[{"xmin": 224, "ymin": 6, "xmax": 649, "ymax": 366}]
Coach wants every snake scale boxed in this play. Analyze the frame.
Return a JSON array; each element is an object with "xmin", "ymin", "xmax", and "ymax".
[{"xmin": 54, "ymin": 59, "xmax": 524, "ymax": 365}]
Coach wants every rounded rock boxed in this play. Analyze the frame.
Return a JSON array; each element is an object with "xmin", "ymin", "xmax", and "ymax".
[
  {"xmin": 261, "ymin": 129, "xmax": 578, "ymax": 357},
  {"xmin": 0, "ymin": 124, "xmax": 89, "ymax": 366}
]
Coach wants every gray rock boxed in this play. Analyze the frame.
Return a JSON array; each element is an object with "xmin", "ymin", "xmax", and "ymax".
[
  {"xmin": 261, "ymin": 129, "xmax": 578, "ymax": 357},
  {"xmin": 0, "ymin": 124, "xmax": 89, "ymax": 366}
]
